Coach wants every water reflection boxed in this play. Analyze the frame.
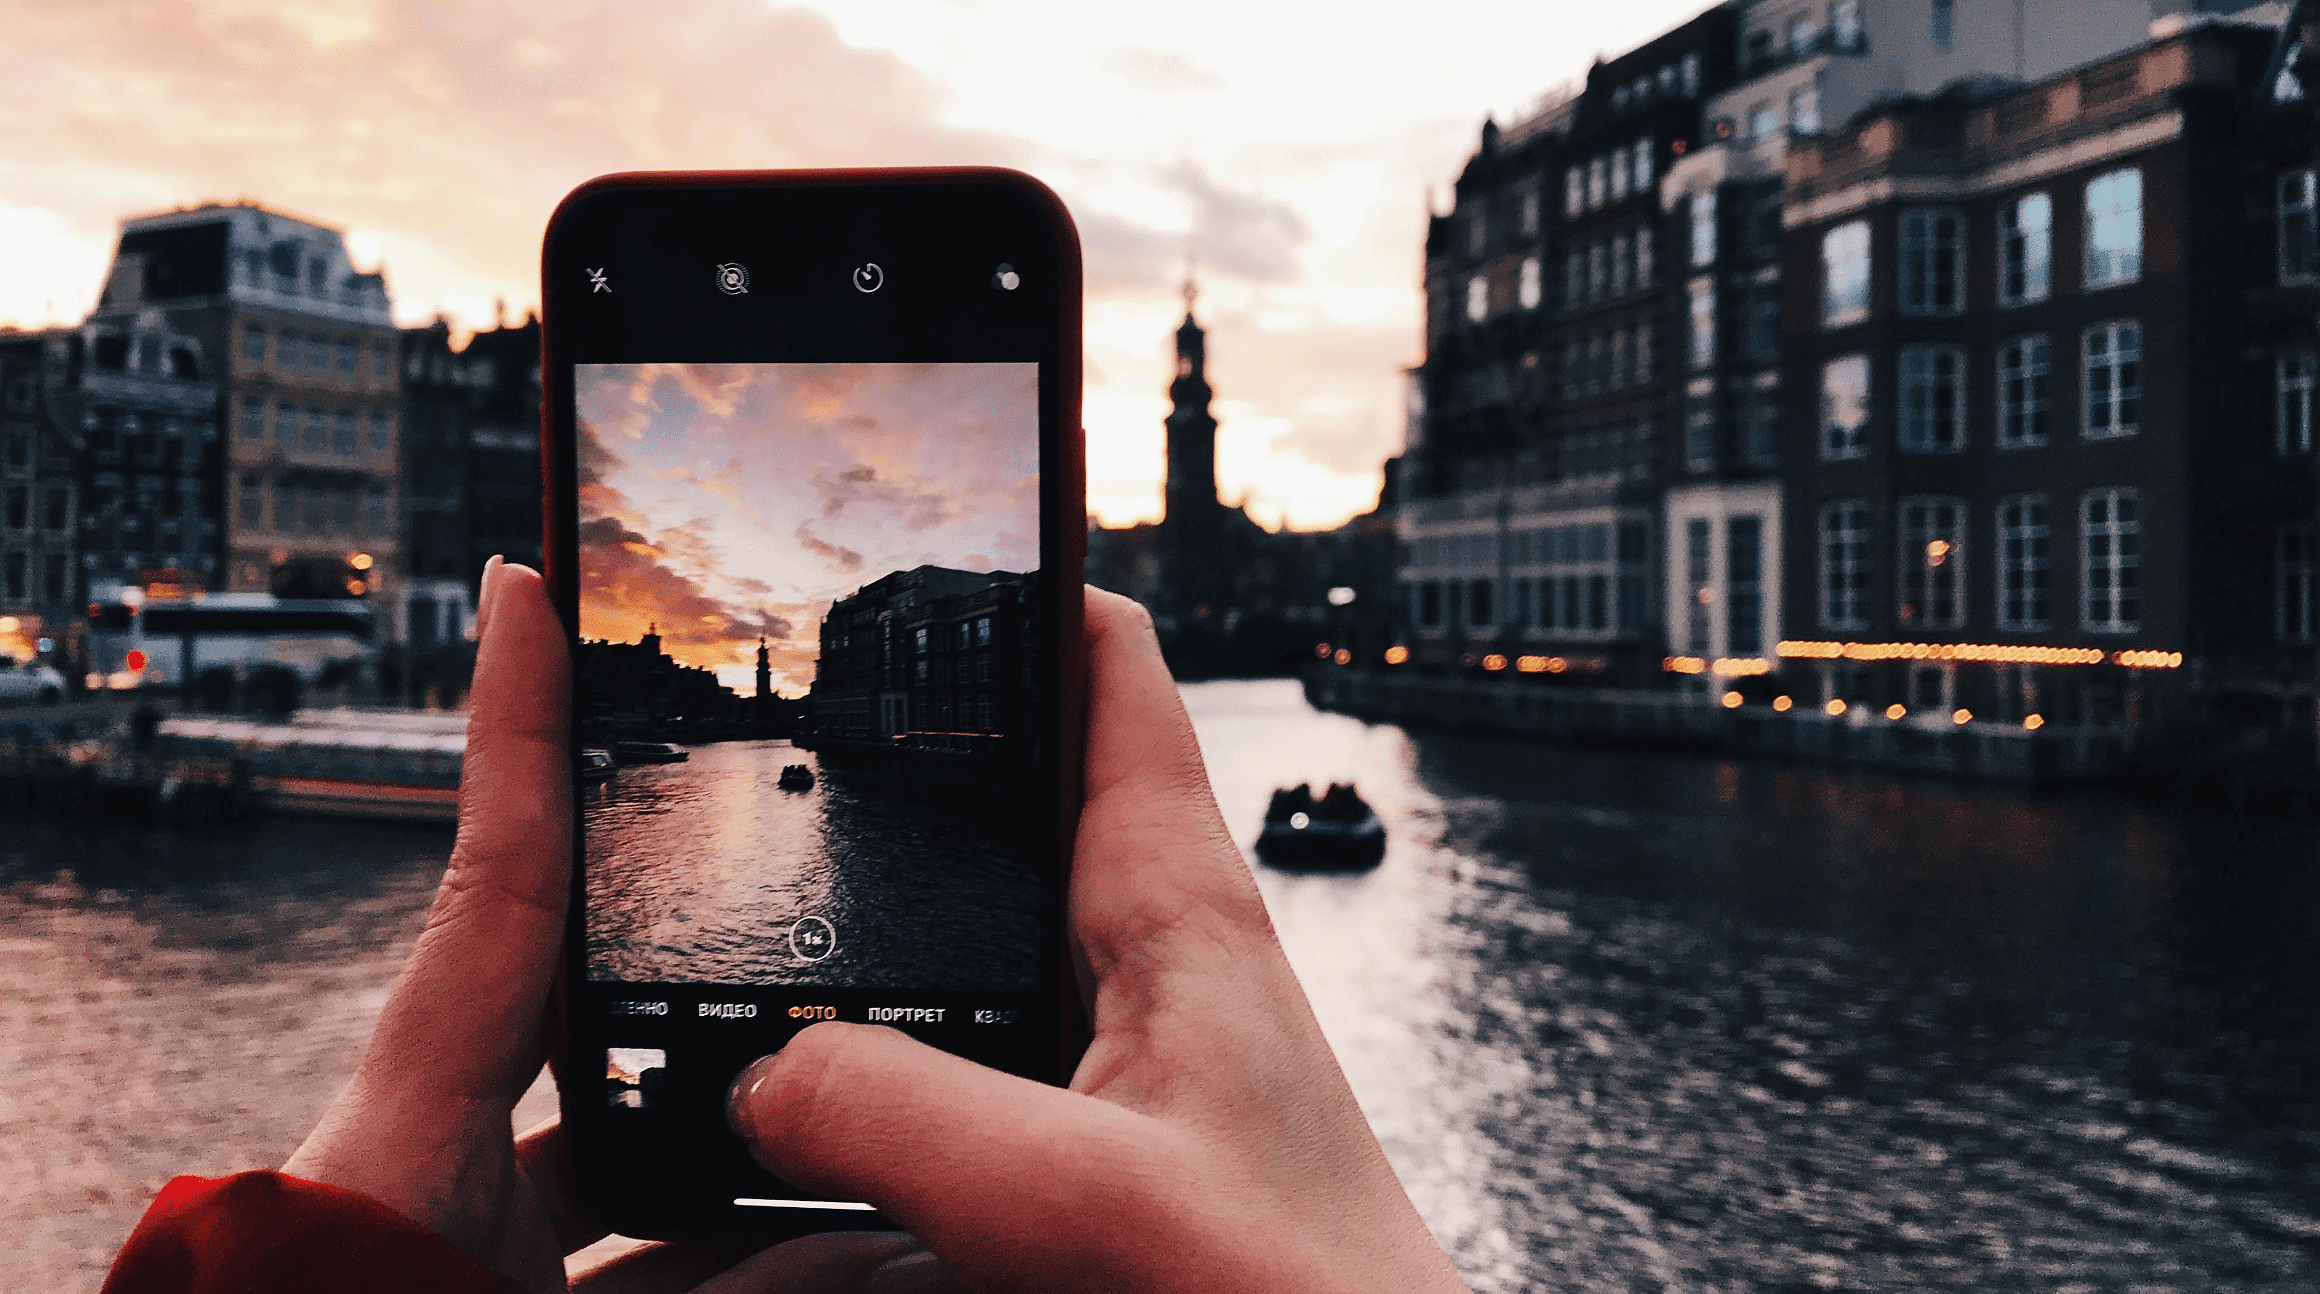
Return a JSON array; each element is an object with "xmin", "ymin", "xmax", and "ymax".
[
  {"xmin": 1191, "ymin": 679, "xmax": 2320, "ymax": 1292},
  {"xmin": 584, "ymin": 739, "xmax": 1042, "ymax": 990}
]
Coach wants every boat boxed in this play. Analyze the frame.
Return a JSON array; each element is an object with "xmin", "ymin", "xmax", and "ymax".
[
  {"xmin": 612, "ymin": 740, "xmax": 688, "ymax": 764},
  {"xmin": 579, "ymin": 749, "xmax": 618, "ymax": 784},
  {"xmin": 1255, "ymin": 781, "xmax": 1385, "ymax": 868},
  {"xmin": 777, "ymin": 763, "xmax": 814, "ymax": 791},
  {"xmin": 152, "ymin": 709, "xmax": 467, "ymax": 824}
]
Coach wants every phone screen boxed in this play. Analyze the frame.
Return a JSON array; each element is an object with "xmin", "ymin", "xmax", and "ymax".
[{"xmin": 544, "ymin": 174, "xmax": 1080, "ymax": 1236}]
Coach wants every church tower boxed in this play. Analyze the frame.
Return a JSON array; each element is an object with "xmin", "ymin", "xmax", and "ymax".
[
  {"xmin": 755, "ymin": 637, "xmax": 772, "ymax": 700},
  {"xmin": 1163, "ymin": 278, "xmax": 1221, "ymax": 528}
]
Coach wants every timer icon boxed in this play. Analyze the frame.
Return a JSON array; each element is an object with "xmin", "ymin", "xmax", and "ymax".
[
  {"xmin": 715, "ymin": 263, "xmax": 748, "ymax": 295},
  {"xmin": 852, "ymin": 262, "xmax": 884, "ymax": 293}
]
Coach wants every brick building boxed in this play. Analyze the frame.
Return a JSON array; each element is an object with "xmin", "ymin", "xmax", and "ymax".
[{"xmin": 808, "ymin": 564, "xmax": 1039, "ymax": 765}]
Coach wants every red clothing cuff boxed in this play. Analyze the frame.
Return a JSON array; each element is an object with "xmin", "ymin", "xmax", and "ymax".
[{"xmin": 103, "ymin": 1170, "xmax": 527, "ymax": 1294}]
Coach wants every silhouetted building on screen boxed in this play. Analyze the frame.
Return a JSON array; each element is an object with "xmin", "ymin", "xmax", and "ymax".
[
  {"xmin": 807, "ymin": 564, "xmax": 1040, "ymax": 767},
  {"xmin": 577, "ymin": 623, "xmax": 747, "ymax": 739}
]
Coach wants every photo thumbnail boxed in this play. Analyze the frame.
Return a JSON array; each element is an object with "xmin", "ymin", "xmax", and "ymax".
[
  {"xmin": 575, "ymin": 363, "xmax": 1047, "ymax": 993},
  {"xmin": 606, "ymin": 1047, "xmax": 666, "ymax": 1109}
]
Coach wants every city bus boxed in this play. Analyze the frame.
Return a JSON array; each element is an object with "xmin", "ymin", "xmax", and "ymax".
[{"xmin": 84, "ymin": 589, "xmax": 377, "ymax": 692}]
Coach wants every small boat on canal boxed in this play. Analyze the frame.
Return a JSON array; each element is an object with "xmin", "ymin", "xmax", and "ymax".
[
  {"xmin": 1255, "ymin": 781, "xmax": 1385, "ymax": 869},
  {"xmin": 579, "ymin": 749, "xmax": 617, "ymax": 784},
  {"xmin": 611, "ymin": 740, "xmax": 688, "ymax": 764},
  {"xmin": 778, "ymin": 763, "xmax": 814, "ymax": 791}
]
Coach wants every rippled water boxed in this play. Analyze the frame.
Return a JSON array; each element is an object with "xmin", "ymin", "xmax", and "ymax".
[
  {"xmin": 8, "ymin": 681, "xmax": 2320, "ymax": 1291},
  {"xmin": 585, "ymin": 739, "xmax": 1043, "ymax": 990},
  {"xmin": 1196, "ymin": 679, "xmax": 2320, "ymax": 1292}
]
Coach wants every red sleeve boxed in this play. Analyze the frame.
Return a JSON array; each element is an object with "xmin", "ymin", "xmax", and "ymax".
[{"xmin": 102, "ymin": 1171, "xmax": 529, "ymax": 1294}]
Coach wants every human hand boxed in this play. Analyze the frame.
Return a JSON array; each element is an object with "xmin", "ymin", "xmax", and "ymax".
[
  {"xmin": 281, "ymin": 559, "xmax": 913, "ymax": 1293},
  {"xmin": 726, "ymin": 589, "xmax": 1471, "ymax": 1293}
]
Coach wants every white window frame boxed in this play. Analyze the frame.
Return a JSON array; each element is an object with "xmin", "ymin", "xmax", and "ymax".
[
  {"xmin": 1565, "ymin": 167, "xmax": 1585, "ymax": 219},
  {"xmin": 1518, "ymin": 256, "xmax": 1543, "ymax": 310},
  {"xmin": 1587, "ymin": 156, "xmax": 1607, "ymax": 209},
  {"xmin": 1899, "ymin": 208, "xmax": 1963, "ymax": 316},
  {"xmin": 1897, "ymin": 346, "xmax": 1966, "ymax": 452},
  {"xmin": 2084, "ymin": 168, "xmax": 2143, "ymax": 289},
  {"xmin": 1998, "ymin": 334, "xmax": 2051, "ymax": 449},
  {"xmin": 2280, "ymin": 351, "xmax": 2316, "ymax": 454},
  {"xmin": 2082, "ymin": 320, "xmax": 2141, "ymax": 440},
  {"xmin": 1464, "ymin": 275, "xmax": 1489, "ymax": 323},
  {"xmin": 1688, "ymin": 278, "xmax": 1717, "ymax": 370},
  {"xmin": 1822, "ymin": 220, "xmax": 1871, "ymax": 326},
  {"xmin": 1996, "ymin": 494, "xmax": 2051, "ymax": 631},
  {"xmin": 1819, "ymin": 500, "xmax": 1869, "ymax": 629},
  {"xmin": 2080, "ymin": 488, "xmax": 2141, "ymax": 634},
  {"xmin": 1897, "ymin": 496, "xmax": 1966, "ymax": 630},
  {"xmin": 1820, "ymin": 353, "xmax": 1870, "ymax": 460},
  {"xmin": 1998, "ymin": 192, "xmax": 2053, "ymax": 307},
  {"xmin": 2281, "ymin": 170, "xmax": 2317, "ymax": 286},
  {"xmin": 1635, "ymin": 225, "xmax": 1655, "ymax": 287},
  {"xmin": 1633, "ymin": 137, "xmax": 1655, "ymax": 190},
  {"xmin": 1690, "ymin": 190, "xmax": 1717, "ymax": 268}
]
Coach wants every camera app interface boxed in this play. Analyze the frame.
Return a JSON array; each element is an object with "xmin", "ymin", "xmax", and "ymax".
[{"xmin": 575, "ymin": 362, "xmax": 1049, "ymax": 1137}]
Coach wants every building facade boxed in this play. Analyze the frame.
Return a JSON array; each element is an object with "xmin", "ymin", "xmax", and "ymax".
[
  {"xmin": 1401, "ymin": 7, "xmax": 1739, "ymax": 682},
  {"xmin": 1775, "ymin": 23, "xmax": 2284, "ymax": 727},
  {"xmin": 93, "ymin": 204, "xmax": 402, "ymax": 620},
  {"xmin": 809, "ymin": 564, "xmax": 1039, "ymax": 765},
  {"xmin": 0, "ymin": 333, "xmax": 82, "ymax": 665}
]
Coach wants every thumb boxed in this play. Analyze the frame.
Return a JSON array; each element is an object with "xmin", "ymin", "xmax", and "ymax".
[{"xmin": 728, "ymin": 1023, "xmax": 1206, "ymax": 1290}]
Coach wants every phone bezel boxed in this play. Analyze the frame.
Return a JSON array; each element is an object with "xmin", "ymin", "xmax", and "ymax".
[{"xmin": 538, "ymin": 168, "xmax": 1086, "ymax": 1240}]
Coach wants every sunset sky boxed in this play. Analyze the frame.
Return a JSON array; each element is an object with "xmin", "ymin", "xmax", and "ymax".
[
  {"xmin": 577, "ymin": 363, "xmax": 1039, "ymax": 694},
  {"xmin": 0, "ymin": 0, "xmax": 1709, "ymax": 531}
]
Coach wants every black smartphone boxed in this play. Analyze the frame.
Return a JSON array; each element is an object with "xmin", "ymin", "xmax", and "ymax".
[{"xmin": 541, "ymin": 169, "xmax": 1084, "ymax": 1240}]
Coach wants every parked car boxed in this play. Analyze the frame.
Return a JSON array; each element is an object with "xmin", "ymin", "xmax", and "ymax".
[{"xmin": 0, "ymin": 657, "xmax": 66, "ymax": 705}]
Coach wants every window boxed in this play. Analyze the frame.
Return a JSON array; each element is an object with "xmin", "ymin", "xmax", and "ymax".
[
  {"xmin": 1560, "ymin": 341, "xmax": 1583, "ymax": 399},
  {"xmin": 238, "ymin": 472, "xmax": 262, "ymax": 527},
  {"xmin": 1587, "ymin": 157, "xmax": 1606, "ymax": 209},
  {"xmin": 42, "ymin": 554, "xmax": 62, "ymax": 601},
  {"xmin": 2283, "ymin": 171, "xmax": 2318, "ymax": 285},
  {"xmin": 1633, "ymin": 137, "xmax": 1654, "ymax": 190},
  {"xmin": 1417, "ymin": 580, "xmax": 1443, "ymax": 628},
  {"xmin": 42, "ymin": 487, "xmax": 66, "ymax": 531},
  {"xmin": 1898, "ymin": 347, "xmax": 1965, "ymax": 451},
  {"xmin": 1727, "ymin": 517, "xmax": 1765, "ymax": 654},
  {"xmin": 2083, "ymin": 321, "xmax": 2141, "ymax": 439},
  {"xmin": 1564, "ymin": 252, "xmax": 1584, "ymax": 308},
  {"xmin": 977, "ymin": 616, "xmax": 991, "ymax": 645},
  {"xmin": 1612, "ymin": 234, "xmax": 1632, "ymax": 296},
  {"xmin": 1998, "ymin": 335, "xmax": 2052, "ymax": 449},
  {"xmin": 2282, "ymin": 527, "xmax": 2316, "ymax": 642},
  {"xmin": 241, "ymin": 326, "xmax": 266, "ymax": 364},
  {"xmin": 272, "ymin": 481, "xmax": 295, "ymax": 534},
  {"xmin": 1930, "ymin": 0, "xmax": 1953, "ymax": 48},
  {"xmin": 1790, "ymin": 83, "xmax": 1822, "ymax": 135},
  {"xmin": 1998, "ymin": 193, "xmax": 2052, "ymax": 306},
  {"xmin": 329, "ymin": 411, "xmax": 353, "ymax": 453},
  {"xmin": 1634, "ymin": 323, "xmax": 1654, "ymax": 384},
  {"xmin": 1746, "ymin": 28, "xmax": 1775, "ymax": 68},
  {"xmin": 1684, "ymin": 518, "xmax": 1711, "ymax": 654},
  {"xmin": 1690, "ymin": 190, "xmax": 1717, "ymax": 267},
  {"xmin": 1611, "ymin": 331, "xmax": 1629, "ymax": 389},
  {"xmin": 1739, "ymin": 385, "xmax": 1779, "ymax": 466},
  {"xmin": 277, "ymin": 330, "xmax": 300, "ymax": 368},
  {"xmin": 1586, "ymin": 333, "xmax": 1606, "ymax": 393},
  {"xmin": 368, "ymin": 410, "xmax": 390, "ymax": 451},
  {"xmin": 2, "ymin": 554, "xmax": 18, "ymax": 601},
  {"xmin": 1467, "ymin": 578, "xmax": 1494, "ymax": 628},
  {"xmin": 1610, "ymin": 148, "xmax": 1631, "ymax": 201},
  {"xmin": 1820, "ymin": 501, "xmax": 1869, "ymax": 628},
  {"xmin": 1789, "ymin": 14, "xmax": 1820, "ymax": 54},
  {"xmin": 1688, "ymin": 279, "xmax": 1716, "ymax": 369},
  {"xmin": 239, "ymin": 400, "xmax": 265, "ymax": 442},
  {"xmin": 2081, "ymin": 489, "xmax": 2141, "ymax": 633},
  {"xmin": 335, "ymin": 341, "xmax": 356, "ymax": 374},
  {"xmin": 1899, "ymin": 209, "xmax": 1962, "ymax": 315},
  {"xmin": 1684, "ymin": 384, "xmax": 1716, "ymax": 469},
  {"xmin": 1833, "ymin": 0, "xmax": 1861, "ymax": 47},
  {"xmin": 3, "ymin": 486, "xmax": 22, "ymax": 529},
  {"xmin": 1822, "ymin": 220, "xmax": 1871, "ymax": 325},
  {"xmin": 1520, "ymin": 189, "xmax": 1540, "ymax": 237},
  {"xmin": 1744, "ymin": 285, "xmax": 1780, "ymax": 363},
  {"xmin": 1820, "ymin": 354, "xmax": 1870, "ymax": 459},
  {"xmin": 1635, "ymin": 226, "xmax": 1654, "ymax": 286},
  {"xmin": 1565, "ymin": 167, "xmax": 1584, "ymax": 219},
  {"xmin": 1588, "ymin": 243, "xmax": 1606, "ymax": 300},
  {"xmin": 1748, "ymin": 101, "xmax": 1780, "ymax": 140},
  {"xmin": 1518, "ymin": 257, "xmax": 1542, "ymax": 311},
  {"xmin": 304, "ymin": 408, "xmax": 329, "ymax": 450},
  {"xmin": 1463, "ymin": 275, "xmax": 1488, "ymax": 324},
  {"xmin": 1987, "ymin": 495, "xmax": 2051, "ymax": 633},
  {"xmin": 370, "ymin": 343, "xmax": 391, "ymax": 377},
  {"xmin": 1682, "ymin": 52, "xmax": 1701, "ymax": 96},
  {"xmin": 1898, "ymin": 497, "xmax": 1965, "ymax": 628},
  {"xmin": 2084, "ymin": 168, "xmax": 2142, "ymax": 288}
]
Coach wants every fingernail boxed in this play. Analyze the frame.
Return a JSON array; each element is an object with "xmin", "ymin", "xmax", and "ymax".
[
  {"xmin": 726, "ymin": 1053, "xmax": 781, "ymax": 1141},
  {"xmin": 869, "ymin": 1248, "xmax": 954, "ymax": 1294},
  {"xmin": 474, "ymin": 555, "xmax": 506, "ymax": 642}
]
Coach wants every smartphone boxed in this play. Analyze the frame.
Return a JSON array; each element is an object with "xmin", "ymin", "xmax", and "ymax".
[{"xmin": 541, "ymin": 169, "xmax": 1084, "ymax": 1239}]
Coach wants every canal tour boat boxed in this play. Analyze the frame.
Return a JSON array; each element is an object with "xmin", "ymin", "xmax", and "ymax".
[
  {"xmin": 778, "ymin": 763, "xmax": 814, "ymax": 791},
  {"xmin": 579, "ymin": 749, "xmax": 618, "ymax": 784},
  {"xmin": 1255, "ymin": 782, "xmax": 1385, "ymax": 869},
  {"xmin": 611, "ymin": 740, "xmax": 688, "ymax": 764}
]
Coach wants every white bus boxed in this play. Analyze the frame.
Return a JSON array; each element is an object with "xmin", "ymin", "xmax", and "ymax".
[{"xmin": 85, "ymin": 590, "xmax": 377, "ymax": 692}]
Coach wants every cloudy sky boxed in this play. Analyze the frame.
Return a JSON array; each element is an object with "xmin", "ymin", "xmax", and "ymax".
[
  {"xmin": 0, "ymin": 0, "xmax": 1708, "ymax": 531},
  {"xmin": 577, "ymin": 362, "xmax": 1038, "ymax": 694}
]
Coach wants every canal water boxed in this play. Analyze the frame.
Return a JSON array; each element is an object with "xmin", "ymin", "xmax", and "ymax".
[{"xmin": 5, "ymin": 678, "xmax": 2319, "ymax": 1290}]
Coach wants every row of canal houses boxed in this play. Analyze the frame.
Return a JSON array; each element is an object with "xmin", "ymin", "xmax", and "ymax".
[{"xmin": 1400, "ymin": 0, "xmax": 2320, "ymax": 758}]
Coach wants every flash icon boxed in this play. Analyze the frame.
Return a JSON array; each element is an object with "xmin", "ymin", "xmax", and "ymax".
[
  {"xmin": 586, "ymin": 267, "xmax": 609, "ymax": 293},
  {"xmin": 715, "ymin": 263, "xmax": 748, "ymax": 295}
]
